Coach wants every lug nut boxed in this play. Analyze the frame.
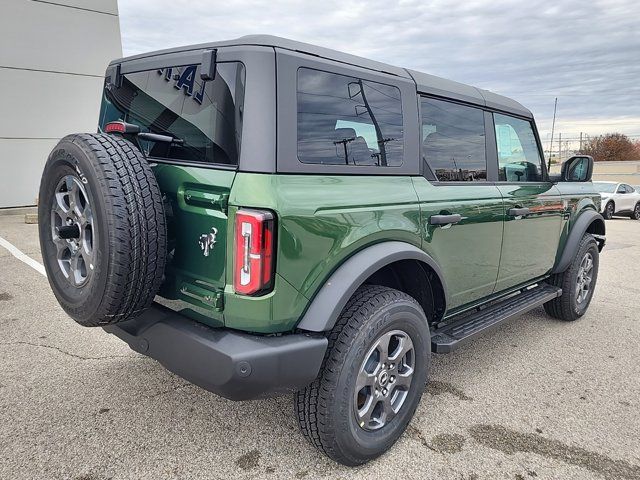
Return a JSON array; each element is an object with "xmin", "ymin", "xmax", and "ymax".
[
  {"xmin": 390, "ymin": 376, "xmax": 396, "ymax": 383},
  {"xmin": 382, "ymin": 388, "xmax": 388, "ymax": 395}
]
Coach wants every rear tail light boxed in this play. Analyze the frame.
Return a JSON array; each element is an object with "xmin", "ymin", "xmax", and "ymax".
[
  {"xmin": 234, "ymin": 209, "xmax": 275, "ymax": 295},
  {"xmin": 104, "ymin": 121, "xmax": 140, "ymax": 134}
]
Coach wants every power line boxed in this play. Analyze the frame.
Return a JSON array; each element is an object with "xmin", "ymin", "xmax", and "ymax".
[{"xmin": 541, "ymin": 134, "xmax": 640, "ymax": 140}]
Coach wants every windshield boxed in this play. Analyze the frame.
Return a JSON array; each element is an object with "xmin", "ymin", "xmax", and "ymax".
[
  {"xmin": 99, "ymin": 62, "xmax": 245, "ymax": 165},
  {"xmin": 593, "ymin": 182, "xmax": 617, "ymax": 193}
]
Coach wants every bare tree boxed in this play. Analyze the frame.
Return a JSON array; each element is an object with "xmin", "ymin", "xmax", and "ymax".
[{"xmin": 579, "ymin": 133, "xmax": 640, "ymax": 161}]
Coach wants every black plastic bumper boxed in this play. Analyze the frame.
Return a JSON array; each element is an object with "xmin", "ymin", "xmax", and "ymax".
[{"xmin": 103, "ymin": 303, "xmax": 327, "ymax": 400}]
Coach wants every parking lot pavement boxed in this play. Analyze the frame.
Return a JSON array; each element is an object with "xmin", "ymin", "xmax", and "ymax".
[{"xmin": 1, "ymin": 214, "xmax": 639, "ymax": 480}]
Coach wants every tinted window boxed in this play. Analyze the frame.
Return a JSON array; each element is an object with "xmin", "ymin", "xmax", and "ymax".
[
  {"xmin": 594, "ymin": 182, "xmax": 617, "ymax": 193},
  {"xmin": 99, "ymin": 62, "xmax": 245, "ymax": 165},
  {"xmin": 297, "ymin": 68, "xmax": 403, "ymax": 166},
  {"xmin": 494, "ymin": 114, "xmax": 543, "ymax": 182},
  {"xmin": 421, "ymin": 97, "xmax": 487, "ymax": 181}
]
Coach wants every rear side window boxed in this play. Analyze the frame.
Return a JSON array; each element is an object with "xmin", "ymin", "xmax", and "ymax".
[
  {"xmin": 421, "ymin": 97, "xmax": 487, "ymax": 181},
  {"xmin": 494, "ymin": 113, "xmax": 543, "ymax": 182},
  {"xmin": 99, "ymin": 62, "xmax": 245, "ymax": 165},
  {"xmin": 297, "ymin": 68, "xmax": 403, "ymax": 166}
]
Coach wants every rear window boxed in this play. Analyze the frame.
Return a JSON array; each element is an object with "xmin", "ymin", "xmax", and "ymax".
[
  {"xmin": 593, "ymin": 182, "xmax": 617, "ymax": 193},
  {"xmin": 99, "ymin": 62, "xmax": 245, "ymax": 165},
  {"xmin": 421, "ymin": 97, "xmax": 487, "ymax": 181},
  {"xmin": 297, "ymin": 68, "xmax": 403, "ymax": 167}
]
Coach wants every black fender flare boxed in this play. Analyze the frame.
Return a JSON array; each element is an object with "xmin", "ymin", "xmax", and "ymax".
[
  {"xmin": 552, "ymin": 209, "xmax": 605, "ymax": 274},
  {"xmin": 296, "ymin": 241, "xmax": 447, "ymax": 332}
]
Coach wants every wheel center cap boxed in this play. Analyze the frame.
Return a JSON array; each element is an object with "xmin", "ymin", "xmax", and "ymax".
[{"xmin": 378, "ymin": 370, "xmax": 389, "ymax": 387}]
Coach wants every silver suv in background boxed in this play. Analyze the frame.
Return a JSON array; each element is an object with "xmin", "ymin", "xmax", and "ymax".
[{"xmin": 594, "ymin": 181, "xmax": 640, "ymax": 220}]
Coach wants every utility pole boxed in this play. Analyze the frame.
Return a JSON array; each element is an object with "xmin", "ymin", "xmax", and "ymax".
[
  {"xmin": 558, "ymin": 133, "xmax": 562, "ymax": 161},
  {"xmin": 356, "ymin": 79, "xmax": 387, "ymax": 166},
  {"xmin": 579, "ymin": 132, "xmax": 583, "ymax": 152}
]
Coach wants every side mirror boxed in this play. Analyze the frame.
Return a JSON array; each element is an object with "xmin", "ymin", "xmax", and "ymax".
[{"xmin": 561, "ymin": 155, "xmax": 594, "ymax": 182}]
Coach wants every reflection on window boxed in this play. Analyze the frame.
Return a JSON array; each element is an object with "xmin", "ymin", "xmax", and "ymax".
[
  {"xmin": 297, "ymin": 68, "xmax": 403, "ymax": 166},
  {"xmin": 421, "ymin": 98, "xmax": 487, "ymax": 181},
  {"xmin": 494, "ymin": 113, "xmax": 543, "ymax": 182},
  {"xmin": 593, "ymin": 182, "xmax": 617, "ymax": 193},
  {"xmin": 567, "ymin": 157, "xmax": 588, "ymax": 181},
  {"xmin": 99, "ymin": 62, "xmax": 245, "ymax": 165}
]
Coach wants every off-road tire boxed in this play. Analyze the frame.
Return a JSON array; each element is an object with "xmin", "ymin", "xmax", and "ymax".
[
  {"xmin": 632, "ymin": 202, "xmax": 640, "ymax": 220},
  {"xmin": 38, "ymin": 133, "xmax": 166, "ymax": 326},
  {"xmin": 603, "ymin": 201, "xmax": 614, "ymax": 220},
  {"xmin": 544, "ymin": 234, "xmax": 599, "ymax": 321},
  {"xmin": 294, "ymin": 285, "xmax": 430, "ymax": 466}
]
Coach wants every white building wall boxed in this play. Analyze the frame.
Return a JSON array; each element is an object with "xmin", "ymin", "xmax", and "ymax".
[{"xmin": 0, "ymin": 0, "xmax": 122, "ymax": 207}]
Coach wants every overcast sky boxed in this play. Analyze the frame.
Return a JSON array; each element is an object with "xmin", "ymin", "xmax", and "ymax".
[{"xmin": 118, "ymin": 0, "xmax": 640, "ymax": 149}]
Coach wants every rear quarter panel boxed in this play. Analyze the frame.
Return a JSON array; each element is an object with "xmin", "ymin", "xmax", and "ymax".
[{"xmin": 224, "ymin": 173, "xmax": 422, "ymax": 332}]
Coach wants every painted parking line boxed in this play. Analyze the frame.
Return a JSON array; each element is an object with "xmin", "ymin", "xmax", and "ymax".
[{"xmin": 0, "ymin": 236, "xmax": 46, "ymax": 277}]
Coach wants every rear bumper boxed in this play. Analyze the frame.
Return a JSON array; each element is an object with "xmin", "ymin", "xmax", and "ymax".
[{"xmin": 103, "ymin": 303, "xmax": 327, "ymax": 400}]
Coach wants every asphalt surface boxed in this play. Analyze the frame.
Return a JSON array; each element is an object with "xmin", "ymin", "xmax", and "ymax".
[{"xmin": 0, "ymin": 214, "xmax": 639, "ymax": 480}]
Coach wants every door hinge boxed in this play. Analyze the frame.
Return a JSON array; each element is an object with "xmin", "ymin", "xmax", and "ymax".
[
  {"xmin": 179, "ymin": 283, "xmax": 224, "ymax": 311},
  {"xmin": 211, "ymin": 290, "xmax": 224, "ymax": 310},
  {"xmin": 183, "ymin": 190, "xmax": 229, "ymax": 213},
  {"xmin": 213, "ymin": 193, "xmax": 229, "ymax": 212}
]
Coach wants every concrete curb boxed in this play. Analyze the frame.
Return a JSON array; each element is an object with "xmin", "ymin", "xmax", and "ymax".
[{"xmin": 0, "ymin": 206, "xmax": 37, "ymax": 217}]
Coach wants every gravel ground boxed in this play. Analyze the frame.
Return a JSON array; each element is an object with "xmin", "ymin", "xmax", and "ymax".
[{"xmin": 0, "ymin": 214, "xmax": 638, "ymax": 480}]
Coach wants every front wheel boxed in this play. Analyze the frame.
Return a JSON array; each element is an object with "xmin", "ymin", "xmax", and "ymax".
[
  {"xmin": 603, "ymin": 201, "xmax": 614, "ymax": 220},
  {"xmin": 295, "ymin": 285, "xmax": 430, "ymax": 466},
  {"xmin": 544, "ymin": 234, "xmax": 599, "ymax": 321},
  {"xmin": 632, "ymin": 203, "xmax": 640, "ymax": 220}
]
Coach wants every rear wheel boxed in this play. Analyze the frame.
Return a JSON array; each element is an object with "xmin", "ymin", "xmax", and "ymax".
[
  {"xmin": 544, "ymin": 234, "xmax": 599, "ymax": 321},
  {"xmin": 603, "ymin": 201, "xmax": 614, "ymax": 220},
  {"xmin": 295, "ymin": 285, "xmax": 430, "ymax": 466},
  {"xmin": 38, "ymin": 133, "xmax": 167, "ymax": 326}
]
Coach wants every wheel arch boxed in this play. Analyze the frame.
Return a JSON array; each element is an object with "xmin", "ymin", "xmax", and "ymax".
[
  {"xmin": 552, "ymin": 209, "xmax": 605, "ymax": 274},
  {"xmin": 295, "ymin": 242, "xmax": 447, "ymax": 332}
]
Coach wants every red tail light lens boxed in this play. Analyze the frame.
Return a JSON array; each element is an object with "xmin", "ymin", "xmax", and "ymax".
[
  {"xmin": 104, "ymin": 121, "xmax": 126, "ymax": 133},
  {"xmin": 104, "ymin": 121, "xmax": 140, "ymax": 134},
  {"xmin": 234, "ymin": 209, "xmax": 275, "ymax": 295}
]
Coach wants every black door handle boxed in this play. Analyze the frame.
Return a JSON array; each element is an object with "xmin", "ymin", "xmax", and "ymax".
[
  {"xmin": 429, "ymin": 214, "xmax": 462, "ymax": 226},
  {"xmin": 507, "ymin": 207, "xmax": 530, "ymax": 217}
]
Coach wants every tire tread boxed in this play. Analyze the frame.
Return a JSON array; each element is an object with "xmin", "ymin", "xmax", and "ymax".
[
  {"xmin": 43, "ymin": 133, "xmax": 166, "ymax": 326},
  {"xmin": 294, "ymin": 285, "xmax": 423, "ymax": 465},
  {"xmin": 544, "ymin": 233, "xmax": 598, "ymax": 322}
]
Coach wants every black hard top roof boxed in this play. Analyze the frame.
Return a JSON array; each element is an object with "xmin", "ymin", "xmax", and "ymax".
[{"xmin": 113, "ymin": 34, "xmax": 532, "ymax": 118}]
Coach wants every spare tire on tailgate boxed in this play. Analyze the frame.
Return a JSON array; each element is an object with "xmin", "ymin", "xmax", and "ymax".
[{"xmin": 38, "ymin": 133, "xmax": 167, "ymax": 326}]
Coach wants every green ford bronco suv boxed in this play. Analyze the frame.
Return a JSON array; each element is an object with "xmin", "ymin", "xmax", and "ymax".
[{"xmin": 38, "ymin": 35, "xmax": 605, "ymax": 465}]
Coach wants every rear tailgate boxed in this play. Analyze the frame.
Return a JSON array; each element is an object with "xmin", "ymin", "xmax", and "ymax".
[
  {"xmin": 153, "ymin": 165, "xmax": 235, "ymax": 322},
  {"xmin": 97, "ymin": 53, "xmax": 246, "ymax": 326}
]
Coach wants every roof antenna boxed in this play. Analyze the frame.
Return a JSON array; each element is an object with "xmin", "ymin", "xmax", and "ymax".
[{"xmin": 547, "ymin": 97, "xmax": 558, "ymax": 171}]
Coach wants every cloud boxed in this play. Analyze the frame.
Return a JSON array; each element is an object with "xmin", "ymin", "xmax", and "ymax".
[{"xmin": 118, "ymin": 0, "xmax": 640, "ymax": 145}]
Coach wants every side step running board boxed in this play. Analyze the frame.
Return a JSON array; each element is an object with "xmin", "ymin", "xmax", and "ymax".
[{"xmin": 431, "ymin": 284, "xmax": 562, "ymax": 353}]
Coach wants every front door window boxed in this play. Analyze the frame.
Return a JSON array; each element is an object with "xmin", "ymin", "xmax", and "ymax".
[{"xmin": 494, "ymin": 114, "xmax": 543, "ymax": 182}]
